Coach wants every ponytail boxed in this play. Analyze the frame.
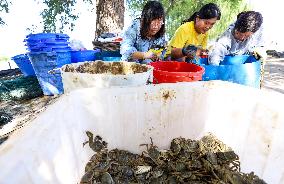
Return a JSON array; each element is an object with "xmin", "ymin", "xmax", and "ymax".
[{"xmin": 181, "ymin": 12, "xmax": 198, "ymax": 25}]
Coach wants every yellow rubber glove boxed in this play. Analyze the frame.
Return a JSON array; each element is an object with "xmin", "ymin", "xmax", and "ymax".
[{"xmin": 252, "ymin": 47, "xmax": 267, "ymax": 61}]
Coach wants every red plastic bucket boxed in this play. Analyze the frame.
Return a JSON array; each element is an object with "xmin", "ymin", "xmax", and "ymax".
[{"xmin": 150, "ymin": 61, "xmax": 205, "ymax": 84}]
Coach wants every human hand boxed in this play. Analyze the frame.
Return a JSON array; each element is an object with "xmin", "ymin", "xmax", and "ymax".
[
  {"xmin": 143, "ymin": 51, "xmax": 158, "ymax": 61},
  {"xmin": 250, "ymin": 47, "xmax": 267, "ymax": 61},
  {"xmin": 252, "ymin": 51, "xmax": 261, "ymax": 60},
  {"xmin": 182, "ymin": 44, "xmax": 197, "ymax": 59},
  {"xmin": 182, "ymin": 45, "xmax": 208, "ymax": 59},
  {"xmin": 197, "ymin": 48, "xmax": 209, "ymax": 57}
]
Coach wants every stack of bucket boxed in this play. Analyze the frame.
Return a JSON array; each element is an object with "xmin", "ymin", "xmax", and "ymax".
[{"xmin": 25, "ymin": 33, "xmax": 71, "ymax": 95}]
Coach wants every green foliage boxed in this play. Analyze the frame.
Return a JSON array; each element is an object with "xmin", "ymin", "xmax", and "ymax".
[
  {"xmin": 128, "ymin": 0, "xmax": 249, "ymax": 41},
  {"xmin": 0, "ymin": 56, "xmax": 9, "ymax": 62},
  {"xmin": 0, "ymin": 0, "xmax": 93, "ymax": 33},
  {"xmin": 40, "ymin": 0, "xmax": 78, "ymax": 33},
  {"xmin": 40, "ymin": 0, "xmax": 93, "ymax": 33},
  {"xmin": 0, "ymin": 0, "xmax": 12, "ymax": 25}
]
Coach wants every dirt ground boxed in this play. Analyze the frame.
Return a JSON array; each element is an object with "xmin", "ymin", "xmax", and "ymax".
[
  {"xmin": 0, "ymin": 58, "xmax": 283, "ymax": 142},
  {"xmin": 0, "ymin": 96, "xmax": 58, "ymax": 141},
  {"xmin": 262, "ymin": 58, "xmax": 284, "ymax": 94}
]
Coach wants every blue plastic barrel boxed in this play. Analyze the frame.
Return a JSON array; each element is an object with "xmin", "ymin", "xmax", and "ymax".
[
  {"xmin": 11, "ymin": 54, "xmax": 36, "ymax": 76},
  {"xmin": 28, "ymin": 51, "xmax": 71, "ymax": 95},
  {"xmin": 71, "ymin": 49, "xmax": 101, "ymax": 63},
  {"xmin": 197, "ymin": 56, "xmax": 261, "ymax": 88}
]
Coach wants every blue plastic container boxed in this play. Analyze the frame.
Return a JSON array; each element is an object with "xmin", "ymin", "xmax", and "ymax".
[
  {"xmin": 11, "ymin": 54, "xmax": 36, "ymax": 76},
  {"xmin": 102, "ymin": 57, "xmax": 121, "ymax": 62},
  {"xmin": 71, "ymin": 49, "xmax": 101, "ymax": 63},
  {"xmin": 95, "ymin": 51, "xmax": 121, "ymax": 60},
  {"xmin": 220, "ymin": 55, "xmax": 250, "ymax": 65},
  {"xmin": 28, "ymin": 51, "xmax": 71, "ymax": 95},
  {"xmin": 197, "ymin": 56, "xmax": 261, "ymax": 88}
]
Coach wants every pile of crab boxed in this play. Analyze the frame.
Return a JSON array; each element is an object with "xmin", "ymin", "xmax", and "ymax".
[{"xmin": 80, "ymin": 132, "xmax": 266, "ymax": 184}]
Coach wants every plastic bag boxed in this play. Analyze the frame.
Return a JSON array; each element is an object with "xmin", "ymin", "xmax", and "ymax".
[{"xmin": 69, "ymin": 39, "xmax": 86, "ymax": 51}]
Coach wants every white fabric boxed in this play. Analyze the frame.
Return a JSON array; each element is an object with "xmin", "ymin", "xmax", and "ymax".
[{"xmin": 0, "ymin": 81, "xmax": 283, "ymax": 184}]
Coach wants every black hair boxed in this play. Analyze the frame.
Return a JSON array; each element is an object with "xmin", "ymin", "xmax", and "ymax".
[
  {"xmin": 140, "ymin": 1, "xmax": 165, "ymax": 39},
  {"xmin": 182, "ymin": 3, "xmax": 221, "ymax": 24},
  {"xmin": 234, "ymin": 11, "xmax": 263, "ymax": 33}
]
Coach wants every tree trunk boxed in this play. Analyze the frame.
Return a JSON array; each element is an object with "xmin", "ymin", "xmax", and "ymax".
[{"xmin": 95, "ymin": 0, "xmax": 125, "ymax": 39}]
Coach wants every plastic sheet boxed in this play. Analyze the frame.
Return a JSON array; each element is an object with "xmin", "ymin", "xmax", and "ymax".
[{"xmin": 0, "ymin": 81, "xmax": 283, "ymax": 184}]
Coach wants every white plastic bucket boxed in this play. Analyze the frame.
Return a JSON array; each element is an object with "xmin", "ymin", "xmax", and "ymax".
[{"xmin": 60, "ymin": 61, "xmax": 153, "ymax": 93}]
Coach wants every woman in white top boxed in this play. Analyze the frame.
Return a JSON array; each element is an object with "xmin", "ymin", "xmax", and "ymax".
[{"xmin": 209, "ymin": 11, "xmax": 265, "ymax": 65}]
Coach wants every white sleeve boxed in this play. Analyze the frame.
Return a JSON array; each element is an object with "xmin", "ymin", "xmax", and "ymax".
[{"xmin": 208, "ymin": 30, "xmax": 232, "ymax": 65}]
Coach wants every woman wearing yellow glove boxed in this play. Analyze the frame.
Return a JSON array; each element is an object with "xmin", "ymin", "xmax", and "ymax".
[{"xmin": 165, "ymin": 3, "xmax": 221, "ymax": 62}]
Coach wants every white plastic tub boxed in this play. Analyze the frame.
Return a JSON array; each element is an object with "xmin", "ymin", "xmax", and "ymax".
[
  {"xmin": 0, "ymin": 81, "xmax": 283, "ymax": 184},
  {"xmin": 60, "ymin": 61, "xmax": 153, "ymax": 93}
]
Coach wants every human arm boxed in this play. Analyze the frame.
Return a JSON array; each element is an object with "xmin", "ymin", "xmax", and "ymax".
[
  {"xmin": 120, "ymin": 21, "xmax": 155, "ymax": 61},
  {"xmin": 120, "ymin": 20, "xmax": 159, "ymax": 62},
  {"xmin": 120, "ymin": 21, "xmax": 139, "ymax": 61},
  {"xmin": 168, "ymin": 24, "xmax": 208, "ymax": 60},
  {"xmin": 167, "ymin": 25, "xmax": 188, "ymax": 60},
  {"xmin": 208, "ymin": 31, "xmax": 232, "ymax": 65},
  {"xmin": 131, "ymin": 51, "xmax": 157, "ymax": 60}
]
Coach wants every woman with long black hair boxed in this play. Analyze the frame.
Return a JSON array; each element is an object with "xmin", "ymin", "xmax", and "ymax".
[
  {"xmin": 120, "ymin": 1, "xmax": 166, "ymax": 64},
  {"xmin": 165, "ymin": 3, "xmax": 221, "ymax": 62}
]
